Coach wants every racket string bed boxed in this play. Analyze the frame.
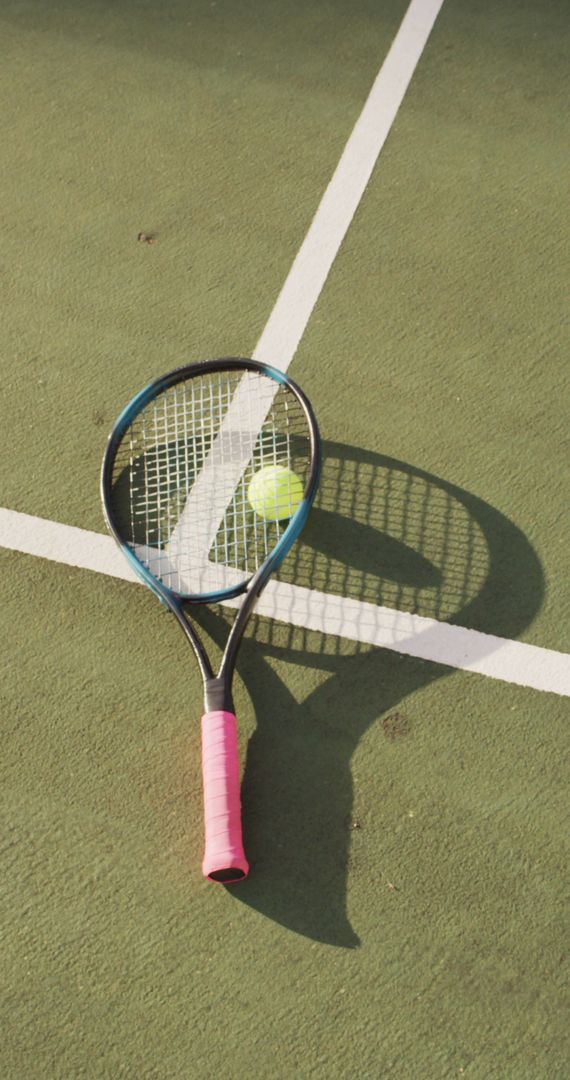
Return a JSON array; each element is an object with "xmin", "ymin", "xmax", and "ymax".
[{"xmin": 110, "ymin": 368, "xmax": 311, "ymax": 595}]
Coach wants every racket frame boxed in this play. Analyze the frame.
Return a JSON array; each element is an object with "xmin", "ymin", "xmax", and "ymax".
[{"xmin": 100, "ymin": 357, "xmax": 321, "ymax": 872}]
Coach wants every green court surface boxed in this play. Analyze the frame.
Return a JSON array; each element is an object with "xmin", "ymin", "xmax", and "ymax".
[{"xmin": 1, "ymin": 2, "xmax": 568, "ymax": 1078}]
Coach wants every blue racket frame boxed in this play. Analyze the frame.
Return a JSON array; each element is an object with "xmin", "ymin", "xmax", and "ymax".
[{"xmin": 101, "ymin": 356, "xmax": 321, "ymax": 706}]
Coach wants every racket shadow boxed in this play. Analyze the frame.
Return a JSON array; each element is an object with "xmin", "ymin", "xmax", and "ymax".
[{"xmin": 192, "ymin": 444, "xmax": 543, "ymax": 947}]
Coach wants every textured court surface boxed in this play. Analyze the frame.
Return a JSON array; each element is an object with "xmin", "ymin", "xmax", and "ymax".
[{"xmin": 1, "ymin": 2, "xmax": 568, "ymax": 1078}]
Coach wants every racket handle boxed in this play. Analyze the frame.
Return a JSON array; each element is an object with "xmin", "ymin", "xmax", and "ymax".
[{"xmin": 201, "ymin": 711, "xmax": 249, "ymax": 883}]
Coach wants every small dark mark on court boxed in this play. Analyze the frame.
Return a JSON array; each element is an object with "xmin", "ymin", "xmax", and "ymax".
[{"xmin": 382, "ymin": 712, "xmax": 411, "ymax": 741}]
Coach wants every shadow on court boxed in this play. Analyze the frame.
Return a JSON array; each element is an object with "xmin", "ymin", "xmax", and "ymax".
[{"xmin": 192, "ymin": 442, "xmax": 544, "ymax": 948}]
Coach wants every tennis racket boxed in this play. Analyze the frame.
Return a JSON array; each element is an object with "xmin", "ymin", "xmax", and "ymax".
[{"xmin": 101, "ymin": 357, "xmax": 321, "ymax": 883}]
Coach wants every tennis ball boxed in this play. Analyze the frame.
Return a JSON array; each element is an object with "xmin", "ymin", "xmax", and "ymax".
[{"xmin": 248, "ymin": 465, "xmax": 303, "ymax": 521}]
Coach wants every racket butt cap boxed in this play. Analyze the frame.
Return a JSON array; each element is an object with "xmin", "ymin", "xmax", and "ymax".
[{"xmin": 204, "ymin": 863, "xmax": 249, "ymax": 884}]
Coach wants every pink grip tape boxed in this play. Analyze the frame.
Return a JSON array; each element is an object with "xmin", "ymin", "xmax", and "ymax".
[{"xmin": 201, "ymin": 711, "xmax": 249, "ymax": 883}]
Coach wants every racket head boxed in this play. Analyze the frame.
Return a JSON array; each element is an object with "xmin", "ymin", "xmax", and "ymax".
[{"xmin": 101, "ymin": 358, "xmax": 321, "ymax": 604}]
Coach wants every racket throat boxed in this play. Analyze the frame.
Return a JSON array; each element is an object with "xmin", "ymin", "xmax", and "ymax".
[{"xmin": 204, "ymin": 677, "xmax": 233, "ymax": 715}]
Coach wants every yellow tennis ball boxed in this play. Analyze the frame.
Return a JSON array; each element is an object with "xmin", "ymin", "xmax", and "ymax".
[{"xmin": 248, "ymin": 465, "xmax": 303, "ymax": 521}]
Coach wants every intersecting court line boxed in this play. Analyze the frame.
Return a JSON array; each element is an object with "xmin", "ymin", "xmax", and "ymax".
[
  {"xmin": 5, "ymin": 1, "xmax": 568, "ymax": 695},
  {"xmin": 168, "ymin": 0, "xmax": 448, "ymax": 563}
]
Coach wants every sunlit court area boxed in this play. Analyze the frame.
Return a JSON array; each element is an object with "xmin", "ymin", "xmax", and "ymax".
[{"xmin": 1, "ymin": 1, "xmax": 568, "ymax": 1077}]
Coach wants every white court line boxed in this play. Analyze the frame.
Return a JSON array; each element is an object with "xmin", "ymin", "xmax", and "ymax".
[
  {"xmin": 1, "ymin": 510, "xmax": 569, "ymax": 697},
  {"xmin": 167, "ymin": 0, "xmax": 447, "ymax": 567},
  {"xmin": 253, "ymin": 0, "xmax": 447, "ymax": 369},
  {"xmin": 252, "ymin": 0, "xmax": 444, "ymax": 367}
]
